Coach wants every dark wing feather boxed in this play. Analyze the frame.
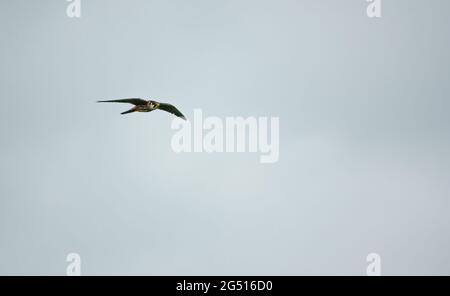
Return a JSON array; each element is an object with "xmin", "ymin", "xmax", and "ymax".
[
  {"xmin": 157, "ymin": 103, "xmax": 186, "ymax": 120},
  {"xmin": 97, "ymin": 98, "xmax": 147, "ymax": 106}
]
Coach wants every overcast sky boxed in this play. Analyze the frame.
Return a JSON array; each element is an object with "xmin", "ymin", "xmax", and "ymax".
[{"xmin": 1, "ymin": 0, "xmax": 449, "ymax": 275}]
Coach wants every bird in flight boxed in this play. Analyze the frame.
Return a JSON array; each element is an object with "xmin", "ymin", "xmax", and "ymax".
[{"xmin": 97, "ymin": 98, "xmax": 186, "ymax": 120}]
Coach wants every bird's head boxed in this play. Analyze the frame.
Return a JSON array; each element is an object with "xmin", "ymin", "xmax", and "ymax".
[{"xmin": 148, "ymin": 100, "xmax": 157, "ymax": 109}]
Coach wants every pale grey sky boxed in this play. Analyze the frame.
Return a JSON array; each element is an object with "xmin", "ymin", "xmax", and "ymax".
[{"xmin": 0, "ymin": 0, "xmax": 449, "ymax": 275}]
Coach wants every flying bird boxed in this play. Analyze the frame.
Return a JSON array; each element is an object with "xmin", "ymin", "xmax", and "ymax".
[{"xmin": 97, "ymin": 98, "xmax": 186, "ymax": 120}]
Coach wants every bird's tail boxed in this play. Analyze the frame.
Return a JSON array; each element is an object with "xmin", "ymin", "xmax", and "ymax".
[{"xmin": 121, "ymin": 107, "xmax": 136, "ymax": 115}]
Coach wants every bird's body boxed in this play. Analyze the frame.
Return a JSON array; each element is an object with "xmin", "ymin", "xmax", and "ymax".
[{"xmin": 97, "ymin": 98, "xmax": 186, "ymax": 120}]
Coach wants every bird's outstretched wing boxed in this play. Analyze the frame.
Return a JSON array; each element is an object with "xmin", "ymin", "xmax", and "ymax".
[
  {"xmin": 97, "ymin": 98, "xmax": 147, "ymax": 106},
  {"xmin": 158, "ymin": 103, "xmax": 186, "ymax": 120}
]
